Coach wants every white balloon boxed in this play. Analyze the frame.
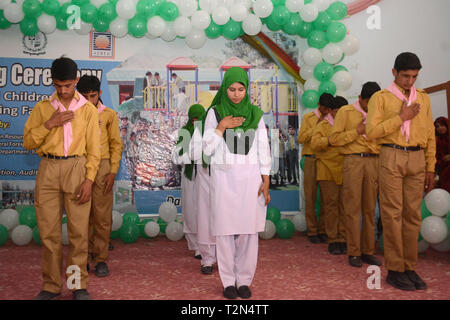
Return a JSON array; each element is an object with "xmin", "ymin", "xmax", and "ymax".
[
  {"xmin": 424, "ymin": 188, "xmax": 450, "ymax": 217},
  {"xmin": 0, "ymin": 209, "xmax": 19, "ymax": 231},
  {"xmin": 212, "ymin": 6, "xmax": 230, "ymax": 25},
  {"xmin": 116, "ymin": 0, "xmax": 136, "ymax": 20},
  {"xmin": 242, "ymin": 14, "xmax": 261, "ymax": 36},
  {"xmin": 299, "ymin": 3, "xmax": 318, "ymax": 22},
  {"xmin": 430, "ymin": 234, "xmax": 450, "ymax": 252},
  {"xmin": 91, "ymin": 0, "xmax": 108, "ymax": 8},
  {"xmin": 161, "ymin": 23, "xmax": 177, "ymax": 42},
  {"xmin": 331, "ymin": 70, "xmax": 352, "ymax": 91},
  {"xmin": 37, "ymin": 14, "xmax": 57, "ymax": 34},
  {"xmin": 300, "ymin": 64, "xmax": 315, "ymax": 80},
  {"xmin": 420, "ymin": 216, "xmax": 448, "ymax": 244},
  {"xmin": 11, "ymin": 225, "xmax": 32, "ymax": 246},
  {"xmin": 322, "ymin": 43, "xmax": 344, "ymax": 64},
  {"xmin": 110, "ymin": 18, "xmax": 128, "ymax": 38},
  {"xmin": 235, "ymin": 0, "xmax": 251, "ymax": 10},
  {"xmin": 335, "ymin": 90, "xmax": 347, "ymax": 98},
  {"xmin": 147, "ymin": 16, "xmax": 166, "ymax": 37},
  {"xmin": 144, "ymin": 221, "xmax": 160, "ymax": 237},
  {"xmin": 4, "ymin": 3, "xmax": 24, "ymax": 23},
  {"xmin": 302, "ymin": 47, "xmax": 322, "ymax": 66},
  {"xmin": 418, "ymin": 239, "xmax": 429, "ymax": 253},
  {"xmin": 62, "ymin": 223, "xmax": 69, "ymax": 245},
  {"xmin": 111, "ymin": 210, "xmax": 123, "ymax": 231},
  {"xmin": 191, "ymin": 10, "xmax": 211, "ymax": 30},
  {"xmin": 285, "ymin": 0, "xmax": 304, "ymax": 13},
  {"xmin": 338, "ymin": 34, "xmax": 360, "ymax": 56},
  {"xmin": 312, "ymin": 0, "xmax": 330, "ymax": 11},
  {"xmin": 199, "ymin": 0, "xmax": 217, "ymax": 13},
  {"xmin": 178, "ymin": 0, "xmax": 197, "ymax": 17},
  {"xmin": 304, "ymin": 78, "xmax": 320, "ymax": 92},
  {"xmin": 0, "ymin": 0, "xmax": 11, "ymax": 10},
  {"xmin": 173, "ymin": 16, "xmax": 192, "ymax": 37},
  {"xmin": 185, "ymin": 28, "xmax": 207, "ymax": 49},
  {"xmin": 253, "ymin": 0, "xmax": 273, "ymax": 19},
  {"xmin": 259, "ymin": 220, "xmax": 276, "ymax": 240},
  {"xmin": 292, "ymin": 213, "xmax": 307, "ymax": 232},
  {"xmin": 74, "ymin": 20, "xmax": 92, "ymax": 35},
  {"xmin": 165, "ymin": 221, "xmax": 184, "ymax": 241},
  {"xmin": 158, "ymin": 202, "xmax": 178, "ymax": 223},
  {"xmin": 230, "ymin": 4, "xmax": 248, "ymax": 22}
]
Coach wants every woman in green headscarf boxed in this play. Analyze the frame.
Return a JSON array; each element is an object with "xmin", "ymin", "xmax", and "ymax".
[
  {"xmin": 202, "ymin": 67, "xmax": 272, "ymax": 300},
  {"xmin": 173, "ymin": 104, "xmax": 206, "ymax": 261}
]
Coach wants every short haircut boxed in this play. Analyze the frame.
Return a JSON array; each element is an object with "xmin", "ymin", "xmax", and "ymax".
[
  {"xmin": 319, "ymin": 93, "xmax": 334, "ymax": 108},
  {"xmin": 51, "ymin": 56, "xmax": 78, "ymax": 81},
  {"xmin": 77, "ymin": 75, "xmax": 101, "ymax": 93},
  {"xmin": 155, "ymin": 72, "xmax": 160, "ymax": 76},
  {"xmin": 360, "ymin": 81, "xmax": 381, "ymax": 100},
  {"xmin": 394, "ymin": 52, "xmax": 422, "ymax": 72},
  {"xmin": 332, "ymin": 96, "xmax": 348, "ymax": 109},
  {"xmin": 172, "ymin": 73, "xmax": 177, "ymax": 77},
  {"xmin": 146, "ymin": 71, "xmax": 152, "ymax": 76}
]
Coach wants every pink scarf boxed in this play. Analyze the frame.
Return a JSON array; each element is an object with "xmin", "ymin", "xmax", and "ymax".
[
  {"xmin": 49, "ymin": 91, "xmax": 87, "ymax": 156},
  {"xmin": 386, "ymin": 82, "xmax": 417, "ymax": 142},
  {"xmin": 353, "ymin": 100, "xmax": 367, "ymax": 139},
  {"xmin": 97, "ymin": 101, "xmax": 106, "ymax": 114},
  {"xmin": 314, "ymin": 108, "xmax": 334, "ymax": 126}
]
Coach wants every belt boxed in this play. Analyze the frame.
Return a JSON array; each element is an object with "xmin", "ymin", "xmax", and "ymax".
[
  {"xmin": 43, "ymin": 154, "xmax": 77, "ymax": 160},
  {"xmin": 304, "ymin": 154, "xmax": 316, "ymax": 158},
  {"xmin": 381, "ymin": 144, "xmax": 422, "ymax": 151},
  {"xmin": 350, "ymin": 153, "xmax": 378, "ymax": 157}
]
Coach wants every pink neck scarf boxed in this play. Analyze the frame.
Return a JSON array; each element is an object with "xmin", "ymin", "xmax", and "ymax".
[
  {"xmin": 353, "ymin": 100, "xmax": 367, "ymax": 139},
  {"xmin": 97, "ymin": 101, "xmax": 106, "ymax": 114},
  {"xmin": 314, "ymin": 108, "xmax": 334, "ymax": 126},
  {"xmin": 50, "ymin": 91, "xmax": 87, "ymax": 156},
  {"xmin": 386, "ymin": 82, "xmax": 417, "ymax": 142}
]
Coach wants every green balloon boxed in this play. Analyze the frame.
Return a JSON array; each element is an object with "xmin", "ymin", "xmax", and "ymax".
[
  {"xmin": 297, "ymin": 20, "xmax": 313, "ymax": 38},
  {"xmin": 59, "ymin": 2, "xmax": 71, "ymax": 17},
  {"xmin": 42, "ymin": 0, "xmax": 60, "ymax": 16},
  {"xmin": 23, "ymin": 0, "xmax": 42, "ymax": 18},
  {"xmin": 110, "ymin": 230, "xmax": 120, "ymax": 239},
  {"xmin": 19, "ymin": 207, "xmax": 37, "ymax": 228},
  {"xmin": 157, "ymin": 217, "xmax": 168, "ymax": 234},
  {"xmin": 20, "ymin": 17, "xmax": 39, "ymax": 36},
  {"xmin": 148, "ymin": 0, "xmax": 163, "ymax": 16},
  {"xmin": 159, "ymin": 1, "xmax": 178, "ymax": 21},
  {"xmin": 418, "ymin": 232, "xmax": 423, "ymax": 242},
  {"xmin": 119, "ymin": 221, "xmax": 139, "ymax": 243},
  {"xmin": 0, "ymin": 225, "xmax": 8, "ymax": 246},
  {"xmin": 128, "ymin": 15, "xmax": 147, "ymax": 37},
  {"xmin": 136, "ymin": 0, "xmax": 154, "ymax": 18},
  {"xmin": 421, "ymin": 199, "xmax": 432, "ymax": 220},
  {"xmin": 276, "ymin": 219, "xmax": 295, "ymax": 239},
  {"xmin": 108, "ymin": 0, "xmax": 119, "ymax": 5},
  {"xmin": 307, "ymin": 30, "xmax": 328, "ymax": 49},
  {"xmin": 301, "ymin": 90, "xmax": 320, "ymax": 109},
  {"xmin": 300, "ymin": 156, "xmax": 305, "ymax": 171},
  {"xmin": 326, "ymin": 21, "xmax": 346, "ymax": 43},
  {"xmin": 266, "ymin": 207, "xmax": 281, "ymax": 224},
  {"xmin": 265, "ymin": 15, "xmax": 281, "ymax": 32},
  {"xmin": 80, "ymin": 3, "xmax": 97, "ymax": 23},
  {"xmin": 222, "ymin": 19, "xmax": 241, "ymax": 40},
  {"xmin": 33, "ymin": 226, "xmax": 41, "ymax": 246},
  {"xmin": 0, "ymin": 10, "xmax": 11, "ymax": 29},
  {"xmin": 282, "ymin": 13, "xmax": 302, "ymax": 35},
  {"xmin": 304, "ymin": 0, "xmax": 312, "ymax": 3},
  {"xmin": 271, "ymin": 6, "xmax": 290, "ymax": 26},
  {"xmin": 319, "ymin": 80, "xmax": 337, "ymax": 96},
  {"xmin": 326, "ymin": 1, "xmax": 348, "ymax": 20},
  {"xmin": 446, "ymin": 213, "xmax": 450, "ymax": 230},
  {"xmin": 71, "ymin": 0, "xmax": 89, "ymax": 7},
  {"xmin": 205, "ymin": 21, "xmax": 222, "ymax": 39},
  {"xmin": 314, "ymin": 62, "xmax": 334, "ymax": 81},
  {"xmin": 98, "ymin": 3, "xmax": 117, "ymax": 22},
  {"xmin": 93, "ymin": 17, "xmax": 110, "ymax": 32},
  {"xmin": 56, "ymin": 13, "xmax": 68, "ymax": 30},
  {"xmin": 271, "ymin": 0, "xmax": 286, "ymax": 6},
  {"xmin": 123, "ymin": 212, "xmax": 140, "ymax": 225},
  {"xmin": 334, "ymin": 65, "xmax": 348, "ymax": 73},
  {"xmin": 312, "ymin": 11, "xmax": 331, "ymax": 32}
]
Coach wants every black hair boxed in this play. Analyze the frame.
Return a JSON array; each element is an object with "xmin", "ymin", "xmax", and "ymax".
[
  {"xmin": 319, "ymin": 93, "xmax": 334, "ymax": 108},
  {"xmin": 172, "ymin": 73, "xmax": 177, "ymax": 77},
  {"xmin": 146, "ymin": 71, "xmax": 152, "ymax": 76},
  {"xmin": 51, "ymin": 56, "xmax": 78, "ymax": 81},
  {"xmin": 76, "ymin": 75, "xmax": 101, "ymax": 93},
  {"xmin": 332, "ymin": 96, "xmax": 348, "ymax": 109},
  {"xmin": 393, "ymin": 52, "xmax": 422, "ymax": 72},
  {"xmin": 155, "ymin": 72, "xmax": 160, "ymax": 76},
  {"xmin": 360, "ymin": 81, "xmax": 381, "ymax": 99}
]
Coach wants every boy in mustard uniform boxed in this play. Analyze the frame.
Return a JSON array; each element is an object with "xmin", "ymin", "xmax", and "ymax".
[
  {"xmin": 77, "ymin": 75, "xmax": 123, "ymax": 278},
  {"xmin": 24, "ymin": 57, "xmax": 100, "ymax": 300},
  {"xmin": 366, "ymin": 52, "xmax": 435, "ymax": 291},
  {"xmin": 311, "ymin": 95, "xmax": 347, "ymax": 254},
  {"xmin": 329, "ymin": 82, "xmax": 382, "ymax": 268},
  {"xmin": 298, "ymin": 93, "xmax": 333, "ymax": 244}
]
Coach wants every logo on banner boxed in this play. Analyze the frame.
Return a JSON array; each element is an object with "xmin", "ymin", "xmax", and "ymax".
[
  {"xmin": 89, "ymin": 32, "xmax": 114, "ymax": 59},
  {"xmin": 22, "ymin": 32, "xmax": 47, "ymax": 56}
]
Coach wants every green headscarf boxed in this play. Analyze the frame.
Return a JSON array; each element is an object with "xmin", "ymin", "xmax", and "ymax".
[
  {"xmin": 176, "ymin": 104, "xmax": 206, "ymax": 181},
  {"xmin": 210, "ymin": 67, "xmax": 263, "ymax": 132}
]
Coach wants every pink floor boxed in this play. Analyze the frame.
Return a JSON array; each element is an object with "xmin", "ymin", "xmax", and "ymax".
[{"xmin": 0, "ymin": 232, "xmax": 449, "ymax": 300}]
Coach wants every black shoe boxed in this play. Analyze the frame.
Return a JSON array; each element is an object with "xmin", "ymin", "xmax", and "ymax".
[
  {"xmin": 318, "ymin": 234, "xmax": 328, "ymax": 243},
  {"xmin": 386, "ymin": 271, "xmax": 416, "ymax": 291},
  {"xmin": 361, "ymin": 254, "xmax": 382, "ymax": 266},
  {"xmin": 194, "ymin": 250, "xmax": 202, "ymax": 260},
  {"xmin": 223, "ymin": 286, "xmax": 238, "ymax": 299},
  {"xmin": 34, "ymin": 290, "xmax": 61, "ymax": 300},
  {"xmin": 348, "ymin": 256, "xmax": 362, "ymax": 268},
  {"xmin": 201, "ymin": 265, "xmax": 213, "ymax": 275},
  {"xmin": 95, "ymin": 262, "xmax": 110, "ymax": 277},
  {"xmin": 338, "ymin": 242, "xmax": 347, "ymax": 254},
  {"xmin": 73, "ymin": 289, "xmax": 92, "ymax": 300},
  {"xmin": 308, "ymin": 235, "xmax": 320, "ymax": 244},
  {"xmin": 328, "ymin": 243, "xmax": 341, "ymax": 255},
  {"xmin": 237, "ymin": 285, "xmax": 252, "ymax": 299},
  {"xmin": 405, "ymin": 270, "xmax": 427, "ymax": 290},
  {"xmin": 108, "ymin": 242, "xmax": 114, "ymax": 250}
]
